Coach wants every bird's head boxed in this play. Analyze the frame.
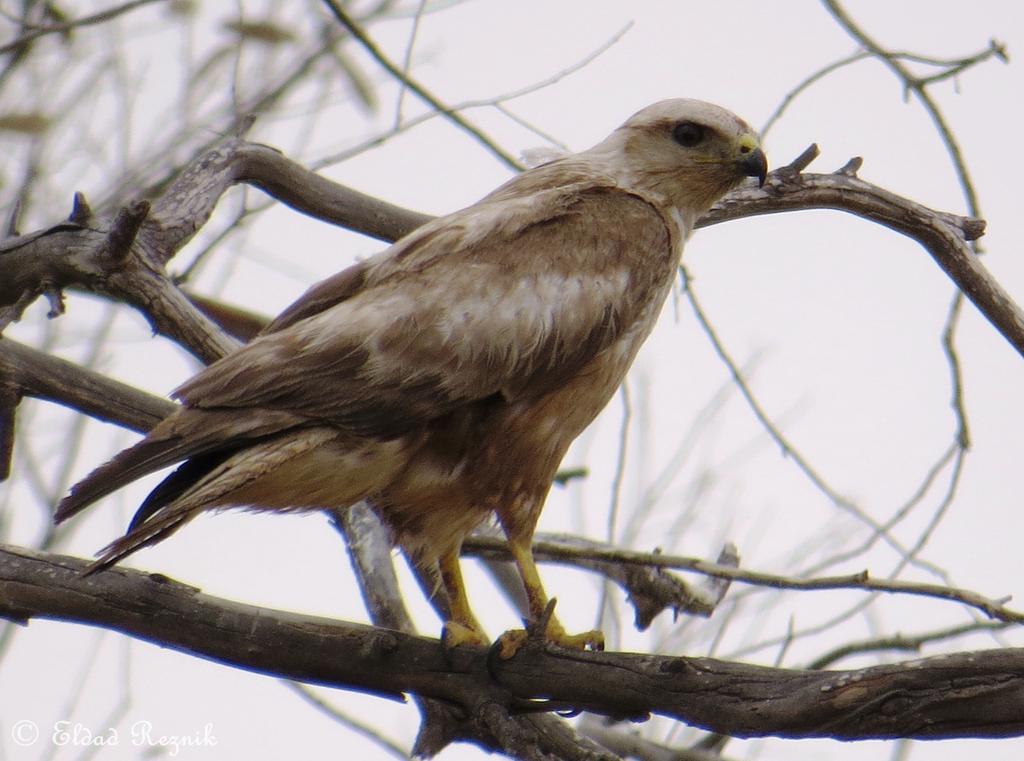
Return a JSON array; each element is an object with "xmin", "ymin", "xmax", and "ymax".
[{"xmin": 589, "ymin": 98, "xmax": 767, "ymax": 233}]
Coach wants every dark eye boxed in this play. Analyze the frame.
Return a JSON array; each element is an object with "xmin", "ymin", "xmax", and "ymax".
[{"xmin": 672, "ymin": 121, "xmax": 705, "ymax": 148}]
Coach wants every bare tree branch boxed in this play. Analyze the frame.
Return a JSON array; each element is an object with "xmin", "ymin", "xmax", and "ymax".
[
  {"xmin": 469, "ymin": 531, "xmax": 738, "ymax": 630},
  {"xmin": 281, "ymin": 680, "xmax": 409, "ymax": 760},
  {"xmin": 0, "ymin": 338, "xmax": 174, "ymax": 434},
  {"xmin": 462, "ymin": 535, "xmax": 1024, "ymax": 625},
  {"xmin": 705, "ymin": 153, "xmax": 1024, "ymax": 361},
  {"xmin": 807, "ymin": 621, "xmax": 1014, "ymax": 670},
  {"xmin": 320, "ymin": 0, "xmax": 525, "ymax": 171},
  {"xmin": 821, "ymin": 0, "xmax": 986, "ymax": 218},
  {"xmin": 2, "ymin": 544, "xmax": 1022, "ymax": 743},
  {"xmin": 760, "ymin": 39, "xmax": 1006, "ymax": 137},
  {"xmin": 0, "ymin": 0, "xmax": 166, "ymax": 56},
  {"xmin": 579, "ymin": 715, "xmax": 739, "ymax": 761},
  {"xmin": 235, "ymin": 142, "xmax": 434, "ymax": 242}
]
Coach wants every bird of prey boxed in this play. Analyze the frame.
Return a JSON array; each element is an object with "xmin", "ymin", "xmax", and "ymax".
[{"xmin": 56, "ymin": 99, "xmax": 767, "ymax": 653}]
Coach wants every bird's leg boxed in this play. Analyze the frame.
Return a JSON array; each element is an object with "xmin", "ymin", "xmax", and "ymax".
[
  {"xmin": 439, "ymin": 548, "xmax": 489, "ymax": 648},
  {"xmin": 496, "ymin": 533, "xmax": 604, "ymax": 658}
]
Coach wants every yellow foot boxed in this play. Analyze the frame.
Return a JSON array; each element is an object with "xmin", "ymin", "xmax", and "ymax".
[
  {"xmin": 496, "ymin": 629, "xmax": 529, "ymax": 659},
  {"xmin": 442, "ymin": 621, "xmax": 489, "ymax": 649},
  {"xmin": 496, "ymin": 618, "xmax": 604, "ymax": 659}
]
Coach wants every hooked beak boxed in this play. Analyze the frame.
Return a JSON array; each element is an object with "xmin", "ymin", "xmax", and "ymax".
[{"xmin": 740, "ymin": 146, "xmax": 768, "ymax": 188}]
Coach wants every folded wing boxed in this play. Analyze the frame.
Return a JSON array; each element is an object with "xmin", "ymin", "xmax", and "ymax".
[{"xmin": 57, "ymin": 170, "xmax": 671, "ymax": 524}]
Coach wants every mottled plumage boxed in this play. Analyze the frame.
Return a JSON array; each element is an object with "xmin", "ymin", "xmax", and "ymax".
[{"xmin": 57, "ymin": 99, "xmax": 767, "ymax": 650}]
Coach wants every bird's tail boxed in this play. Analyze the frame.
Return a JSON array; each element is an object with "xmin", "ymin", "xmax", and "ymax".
[
  {"xmin": 55, "ymin": 407, "xmax": 303, "ymax": 524},
  {"xmin": 55, "ymin": 435, "xmax": 198, "ymax": 524},
  {"xmin": 84, "ymin": 509, "xmax": 192, "ymax": 575}
]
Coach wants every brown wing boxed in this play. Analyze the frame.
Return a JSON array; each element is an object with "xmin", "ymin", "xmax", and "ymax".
[
  {"xmin": 58, "ymin": 171, "xmax": 672, "ymax": 524},
  {"xmin": 175, "ymin": 186, "xmax": 672, "ymax": 439},
  {"xmin": 263, "ymin": 259, "xmax": 369, "ymax": 334}
]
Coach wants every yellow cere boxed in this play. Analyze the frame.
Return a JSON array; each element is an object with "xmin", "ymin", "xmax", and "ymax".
[{"xmin": 738, "ymin": 133, "xmax": 760, "ymax": 152}]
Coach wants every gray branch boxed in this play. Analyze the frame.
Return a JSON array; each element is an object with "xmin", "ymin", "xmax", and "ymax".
[{"xmin": 2, "ymin": 544, "xmax": 1022, "ymax": 744}]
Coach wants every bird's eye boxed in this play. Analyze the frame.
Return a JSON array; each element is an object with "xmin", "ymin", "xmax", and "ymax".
[{"xmin": 672, "ymin": 121, "xmax": 705, "ymax": 148}]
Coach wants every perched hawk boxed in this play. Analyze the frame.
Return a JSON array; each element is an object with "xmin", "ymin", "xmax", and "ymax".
[{"xmin": 57, "ymin": 99, "xmax": 766, "ymax": 652}]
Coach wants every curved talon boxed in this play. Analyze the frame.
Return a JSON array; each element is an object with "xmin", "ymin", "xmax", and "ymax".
[
  {"xmin": 552, "ymin": 627, "xmax": 604, "ymax": 652},
  {"xmin": 544, "ymin": 614, "xmax": 604, "ymax": 652},
  {"xmin": 496, "ymin": 629, "xmax": 530, "ymax": 659},
  {"xmin": 443, "ymin": 621, "xmax": 489, "ymax": 649},
  {"xmin": 498, "ymin": 536, "xmax": 605, "ymax": 656},
  {"xmin": 495, "ymin": 619, "xmax": 605, "ymax": 659}
]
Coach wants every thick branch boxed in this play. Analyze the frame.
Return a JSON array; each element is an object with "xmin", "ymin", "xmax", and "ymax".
[
  {"xmin": 2, "ymin": 544, "xmax": 1022, "ymax": 741},
  {"xmin": 0, "ymin": 338, "xmax": 174, "ymax": 432},
  {"xmin": 233, "ymin": 143, "xmax": 433, "ymax": 243},
  {"xmin": 704, "ymin": 156, "xmax": 1024, "ymax": 359},
  {"xmin": 0, "ymin": 218, "xmax": 237, "ymax": 363}
]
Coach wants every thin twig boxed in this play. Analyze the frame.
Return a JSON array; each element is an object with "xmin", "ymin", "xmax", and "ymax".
[
  {"xmin": 282, "ymin": 681, "xmax": 409, "ymax": 760},
  {"xmin": 0, "ymin": 0, "xmax": 164, "ymax": 56},
  {"xmin": 314, "ymin": 22, "xmax": 633, "ymax": 171},
  {"xmin": 807, "ymin": 620, "xmax": 1012, "ymax": 670},
  {"xmin": 679, "ymin": 264, "xmax": 923, "ymax": 567},
  {"xmin": 825, "ymin": 0, "xmax": 982, "ymax": 217},
  {"xmin": 321, "ymin": 0, "xmax": 523, "ymax": 171},
  {"xmin": 761, "ymin": 51, "xmax": 870, "ymax": 137},
  {"xmin": 460, "ymin": 535, "xmax": 1024, "ymax": 624},
  {"xmin": 394, "ymin": 0, "xmax": 428, "ymax": 128},
  {"xmin": 761, "ymin": 40, "xmax": 1006, "ymax": 137},
  {"xmin": 800, "ymin": 441, "xmax": 960, "ymax": 578}
]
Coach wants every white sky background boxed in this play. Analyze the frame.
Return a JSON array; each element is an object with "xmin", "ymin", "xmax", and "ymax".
[{"xmin": 2, "ymin": 1, "xmax": 1023, "ymax": 759}]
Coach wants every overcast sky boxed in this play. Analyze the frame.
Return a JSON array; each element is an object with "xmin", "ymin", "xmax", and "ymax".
[{"xmin": 3, "ymin": 2, "xmax": 1023, "ymax": 759}]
